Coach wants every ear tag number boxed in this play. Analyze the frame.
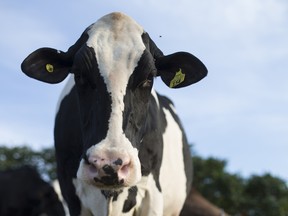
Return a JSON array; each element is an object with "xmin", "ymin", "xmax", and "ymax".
[
  {"xmin": 169, "ymin": 68, "xmax": 185, "ymax": 88},
  {"xmin": 46, "ymin": 64, "xmax": 54, "ymax": 73}
]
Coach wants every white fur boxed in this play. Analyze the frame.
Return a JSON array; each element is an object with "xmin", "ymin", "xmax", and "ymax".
[
  {"xmin": 74, "ymin": 174, "xmax": 164, "ymax": 216},
  {"xmin": 55, "ymin": 75, "xmax": 75, "ymax": 114},
  {"xmin": 52, "ymin": 180, "xmax": 70, "ymax": 216},
  {"xmin": 85, "ymin": 13, "xmax": 145, "ymax": 149},
  {"xmin": 73, "ymin": 178, "xmax": 107, "ymax": 216},
  {"xmin": 169, "ymin": 102, "xmax": 177, "ymax": 115},
  {"xmin": 151, "ymin": 88, "xmax": 160, "ymax": 108},
  {"xmin": 160, "ymin": 107, "xmax": 187, "ymax": 216},
  {"xmin": 135, "ymin": 175, "xmax": 163, "ymax": 216}
]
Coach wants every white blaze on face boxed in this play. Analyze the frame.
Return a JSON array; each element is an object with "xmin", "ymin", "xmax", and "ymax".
[
  {"xmin": 87, "ymin": 12, "xmax": 145, "ymax": 144},
  {"xmin": 77, "ymin": 13, "xmax": 145, "ymax": 186}
]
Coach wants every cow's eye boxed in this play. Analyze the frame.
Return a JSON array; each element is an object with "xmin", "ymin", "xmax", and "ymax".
[
  {"xmin": 138, "ymin": 73, "xmax": 154, "ymax": 88},
  {"xmin": 140, "ymin": 79, "xmax": 152, "ymax": 88}
]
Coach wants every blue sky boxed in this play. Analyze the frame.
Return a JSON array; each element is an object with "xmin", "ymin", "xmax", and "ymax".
[{"xmin": 0, "ymin": 0, "xmax": 287, "ymax": 181}]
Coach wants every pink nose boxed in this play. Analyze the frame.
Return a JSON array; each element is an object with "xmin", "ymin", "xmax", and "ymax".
[{"xmin": 87, "ymin": 155, "xmax": 131, "ymax": 187}]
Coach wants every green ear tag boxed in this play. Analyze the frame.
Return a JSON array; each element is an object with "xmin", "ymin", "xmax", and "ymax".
[
  {"xmin": 169, "ymin": 68, "xmax": 185, "ymax": 88},
  {"xmin": 46, "ymin": 64, "xmax": 54, "ymax": 73}
]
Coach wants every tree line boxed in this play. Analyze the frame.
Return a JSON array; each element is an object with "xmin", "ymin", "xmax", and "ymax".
[{"xmin": 0, "ymin": 145, "xmax": 287, "ymax": 215}]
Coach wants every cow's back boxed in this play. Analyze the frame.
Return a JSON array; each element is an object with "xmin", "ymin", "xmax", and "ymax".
[{"xmin": 157, "ymin": 94, "xmax": 192, "ymax": 215}]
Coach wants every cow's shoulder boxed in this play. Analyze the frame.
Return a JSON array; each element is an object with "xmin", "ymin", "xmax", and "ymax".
[{"xmin": 157, "ymin": 92, "xmax": 175, "ymax": 108}]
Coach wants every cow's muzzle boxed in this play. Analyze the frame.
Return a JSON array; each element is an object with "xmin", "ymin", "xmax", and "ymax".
[
  {"xmin": 77, "ymin": 146, "xmax": 141, "ymax": 189},
  {"xmin": 87, "ymin": 156, "xmax": 130, "ymax": 188}
]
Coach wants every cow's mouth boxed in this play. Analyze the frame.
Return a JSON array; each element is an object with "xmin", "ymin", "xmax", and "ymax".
[
  {"xmin": 93, "ymin": 164, "xmax": 124, "ymax": 187},
  {"xmin": 83, "ymin": 163, "xmax": 127, "ymax": 189},
  {"xmin": 94, "ymin": 176, "xmax": 124, "ymax": 187}
]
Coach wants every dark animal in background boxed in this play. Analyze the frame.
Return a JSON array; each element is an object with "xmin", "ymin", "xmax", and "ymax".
[
  {"xmin": 0, "ymin": 166, "xmax": 65, "ymax": 216},
  {"xmin": 21, "ymin": 12, "xmax": 207, "ymax": 216},
  {"xmin": 180, "ymin": 188, "xmax": 228, "ymax": 216}
]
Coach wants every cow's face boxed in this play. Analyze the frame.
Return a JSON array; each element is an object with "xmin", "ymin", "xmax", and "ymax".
[
  {"xmin": 21, "ymin": 12, "xmax": 207, "ymax": 190},
  {"xmin": 73, "ymin": 14, "xmax": 156, "ymax": 188}
]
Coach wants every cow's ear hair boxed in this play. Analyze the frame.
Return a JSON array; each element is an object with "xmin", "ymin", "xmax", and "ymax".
[
  {"xmin": 21, "ymin": 48, "xmax": 72, "ymax": 84},
  {"xmin": 155, "ymin": 52, "xmax": 208, "ymax": 88}
]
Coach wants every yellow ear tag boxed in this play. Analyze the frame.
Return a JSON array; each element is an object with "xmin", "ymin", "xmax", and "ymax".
[
  {"xmin": 46, "ymin": 64, "xmax": 54, "ymax": 73},
  {"xmin": 169, "ymin": 68, "xmax": 185, "ymax": 88}
]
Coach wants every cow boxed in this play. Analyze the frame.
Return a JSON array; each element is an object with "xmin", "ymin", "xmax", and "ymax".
[
  {"xmin": 21, "ymin": 12, "xmax": 207, "ymax": 216},
  {"xmin": 180, "ymin": 188, "xmax": 228, "ymax": 216},
  {"xmin": 0, "ymin": 166, "xmax": 65, "ymax": 216}
]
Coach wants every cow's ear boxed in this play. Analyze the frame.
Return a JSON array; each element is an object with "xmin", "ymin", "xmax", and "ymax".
[
  {"xmin": 155, "ymin": 52, "xmax": 208, "ymax": 88},
  {"xmin": 21, "ymin": 48, "xmax": 72, "ymax": 84}
]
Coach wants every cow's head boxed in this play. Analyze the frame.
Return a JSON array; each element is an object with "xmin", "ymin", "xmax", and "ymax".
[{"xmin": 21, "ymin": 12, "xmax": 207, "ymax": 189}]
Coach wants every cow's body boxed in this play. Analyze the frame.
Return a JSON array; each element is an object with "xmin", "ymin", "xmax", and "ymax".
[
  {"xmin": 21, "ymin": 12, "xmax": 207, "ymax": 216},
  {"xmin": 0, "ymin": 166, "xmax": 65, "ymax": 216}
]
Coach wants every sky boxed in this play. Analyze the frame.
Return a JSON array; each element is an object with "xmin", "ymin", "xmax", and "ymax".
[{"xmin": 0, "ymin": 0, "xmax": 287, "ymax": 181}]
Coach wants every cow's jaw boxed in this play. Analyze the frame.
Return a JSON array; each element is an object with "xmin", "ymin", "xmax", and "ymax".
[{"xmin": 76, "ymin": 12, "xmax": 145, "ymax": 189}]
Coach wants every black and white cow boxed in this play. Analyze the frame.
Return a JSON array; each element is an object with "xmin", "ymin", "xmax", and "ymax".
[
  {"xmin": 0, "ymin": 166, "xmax": 65, "ymax": 216},
  {"xmin": 21, "ymin": 12, "xmax": 207, "ymax": 216}
]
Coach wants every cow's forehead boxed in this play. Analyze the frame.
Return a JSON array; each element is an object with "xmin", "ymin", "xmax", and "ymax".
[
  {"xmin": 86, "ymin": 12, "xmax": 146, "ymax": 94},
  {"xmin": 83, "ymin": 12, "xmax": 147, "ymax": 144}
]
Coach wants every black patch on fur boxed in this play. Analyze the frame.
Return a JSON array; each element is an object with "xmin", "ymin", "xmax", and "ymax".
[
  {"xmin": 101, "ymin": 190, "xmax": 123, "ymax": 201},
  {"xmin": 73, "ymin": 46, "xmax": 112, "ymax": 154},
  {"xmin": 102, "ymin": 165, "xmax": 115, "ymax": 175},
  {"xmin": 113, "ymin": 158, "xmax": 123, "ymax": 166},
  {"xmin": 94, "ymin": 176, "xmax": 123, "ymax": 186},
  {"xmin": 122, "ymin": 186, "xmax": 138, "ymax": 213},
  {"xmin": 94, "ymin": 166, "xmax": 124, "ymax": 187}
]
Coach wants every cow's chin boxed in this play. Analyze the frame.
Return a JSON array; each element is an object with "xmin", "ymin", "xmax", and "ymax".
[{"xmin": 76, "ymin": 158, "xmax": 141, "ymax": 190}]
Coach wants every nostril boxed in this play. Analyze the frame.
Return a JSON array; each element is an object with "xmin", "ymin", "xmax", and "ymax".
[
  {"xmin": 113, "ymin": 158, "xmax": 123, "ymax": 166},
  {"xmin": 102, "ymin": 165, "xmax": 115, "ymax": 175},
  {"xmin": 117, "ymin": 162, "xmax": 130, "ymax": 180}
]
